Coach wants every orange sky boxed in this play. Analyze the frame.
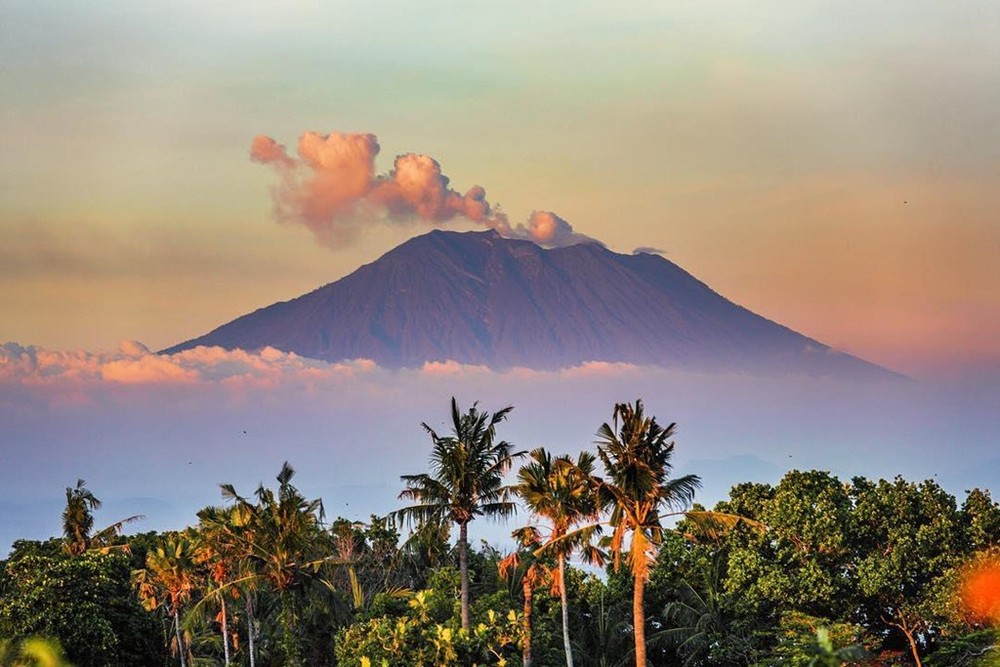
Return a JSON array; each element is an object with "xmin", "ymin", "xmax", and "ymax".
[{"xmin": 1, "ymin": 2, "xmax": 998, "ymax": 380}]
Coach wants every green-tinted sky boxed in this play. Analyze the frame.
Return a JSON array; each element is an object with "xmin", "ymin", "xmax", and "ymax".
[{"xmin": 2, "ymin": 0, "xmax": 998, "ymax": 378}]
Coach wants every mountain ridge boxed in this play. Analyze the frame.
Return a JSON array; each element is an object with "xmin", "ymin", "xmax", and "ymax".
[{"xmin": 163, "ymin": 229, "xmax": 900, "ymax": 380}]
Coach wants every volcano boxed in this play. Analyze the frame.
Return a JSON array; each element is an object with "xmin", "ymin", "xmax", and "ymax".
[{"xmin": 163, "ymin": 230, "xmax": 898, "ymax": 379}]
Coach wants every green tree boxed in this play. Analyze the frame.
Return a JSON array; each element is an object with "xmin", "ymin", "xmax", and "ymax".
[
  {"xmin": 573, "ymin": 570, "xmax": 633, "ymax": 667},
  {"xmin": 194, "ymin": 506, "xmax": 243, "ymax": 667},
  {"xmin": 962, "ymin": 489, "xmax": 1000, "ymax": 552},
  {"xmin": 659, "ymin": 552, "xmax": 761, "ymax": 667},
  {"xmin": 851, "ymin": 476, "xmax": 964, "ymax": 667},
  {"xmin": 132, "ymin": 533, "xmax": 199, "ymax": 667},
  {"xmin": 720, "ymin": 471, "xmax": 855, "ymax": 620},
  {"xmin": 514, "ymin": 447, "xmax": 603, "ymax": 667},
  {"xmin": 194, "ymin": 504, "xmax": 265, "ymax": 667},
  {"xmin": 758, "ymin": 612, "xmax": 866, "ymax": 667},
  {"xmin": 334, "ymin": 578, "xmax": 522, "ymax": 667},
  {"xmin": 499, "ymin": 529, "xmax": 556, "ymax": 667},
  {"xmin": 220, "ymin": 462, "xmax": 333, "ymax": 667},
  {"xmin": 0, "ymin": 545, "xmax": 158, "ymax": 667},
  {"xmin": 595, "ymin": 400, "xmax": 702, "ymax": 667},
  {"xmin": 395, "ymin": 397, "xmax": 522, "ymax": 631},
  {"xmin": 61, "ymin": 480, "xmax": 142, "ymax": 556}
]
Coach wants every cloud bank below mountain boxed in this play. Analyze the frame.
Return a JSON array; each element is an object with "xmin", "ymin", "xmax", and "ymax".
[{"xmin": 2, "ymin": 340, "xmax": 996, "ymax": 559}]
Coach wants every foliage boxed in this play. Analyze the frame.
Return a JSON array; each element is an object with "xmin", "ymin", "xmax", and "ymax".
[
  {"xmin": 499, "ymin": 529, "xmax": 556, "ymax": 667},
  {"xmin": 334, "ymin": 585, "xmax": 522, "ymax": 666},
  {"xmin": 5, "ymin": 396, "xmax": 1000, "ymax": 667},
  {"xmin": 0, "ymin": 637, "xmax": 73, "ymax": 667},
  {"xmin": 132, "ymin": 532, "xmax": 199, "ymax": 667},
  {"xmin": 568, "ymin": 571, "xmax": 633, "ymax": 667},
  {"xmin": 720, "ymin": 471, "xmax": 854, "ymax": 619},
  {"xmin": 514, "ymin": 447, "xmax": 603, "ymax": 667},
  {"xmin": 962, "ymin": 490, "xmax": 1000, "ymax": 552},
  {"xmin": 851, "ymin": 476, "xmax": 963, "ymax": 664},
  {"xmin": 395, "ymin": 397, "xmax": 521, "ymax": 631},
  {"xmin": 219, "ymin": 461, "xmax": 337, "ymax": 667},
  {"xmin": 754, "ymin": 612, "xmax": 865, "ymax": 667},
  {"xmin": 0, "ymin": 547, "xmax": 158, "ymax": 667},
  {"xmin": 658, "ymin": 551, "xmax": 763, "ymax": 667},
  {"xmin": 61, "ymin": 480, "xmax": 142, "ymax": 556},
  {"xmin": 595, "ymin": 399, "xmax": 702, "ymax": 667},
  {"xmin": 925, "ymin": 630, "xmax": 999, "ymax": 667}
]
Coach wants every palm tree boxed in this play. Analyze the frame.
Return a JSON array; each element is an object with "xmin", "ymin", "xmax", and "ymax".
[
  {"xmin": 62, "ymin": 479, "xmax": 100, "ymax": 555},
  {"xmin": 659, "ymin": 554, "xmax": 758, "ymax": 667},
  {"xmin": 195, "ymin": 506, "xmax": 245, "ymax": 667},
  {"xmin": 515, "ymin": 448, "xmax": 604, "ymax": 667},
  {"xmin": 62, "ymin": 479, "xmax": 143, "ymax": 555},
  {"xmin": 499, "ymin": 529, "xmax": 556, "ymax": 667},
  {"xmin": 394, "ymin": 397, "xmax": 522, "ymax": 630},
  {"xmin": 195, "ymin": 503, "xmax": 263, "ymax": 667},
  {"xmin": 595, "ymin": 400, "xmax": 702, "ymax": 667},
  {"xmin": 133, "ymin": 533, "xmax": 199, "ymax": 667},
  {"xmin": 220, "ymin": 462, "xmax": 332, "ymax": 667}
]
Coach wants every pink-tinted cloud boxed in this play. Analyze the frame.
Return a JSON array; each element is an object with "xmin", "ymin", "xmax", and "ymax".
[
  {"xmin": 419, "ymin": 360, "xmax": 491, "ymax": 376},
  {"xmin": 250, "ymin": 131, "xmax": 597, "ymax": 248},
  {"xmin": 0, "ymin": 341, "xmax": 376, "ymax": 389},
  {"xmin": 515, "ymin": 210, "xmax": 598, "ymax": 247}
]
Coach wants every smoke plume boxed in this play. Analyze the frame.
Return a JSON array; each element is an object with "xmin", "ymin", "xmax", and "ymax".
[{"xmin": 250, "ymin": 131, "xmax": 598, "ymax": 248}]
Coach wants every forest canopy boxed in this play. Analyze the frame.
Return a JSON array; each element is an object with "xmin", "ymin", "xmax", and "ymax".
[{"xmin": 1, "ymin": 398, "xmax": 998, "ymax": 667}]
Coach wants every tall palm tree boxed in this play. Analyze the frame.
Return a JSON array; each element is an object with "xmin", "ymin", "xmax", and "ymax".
[
  {"xmin": 220, "ymin": 462, "xmax": 332, "ymax": 667},
  {"xmin": 62, "ymin": 479, "xmax": 143, "ymax": 555},
  {"xmin": 394, "ymin": 397, "xmax": 522, "ymax": 630},
  {"xmin": 515, "ymin": 448, "xmax": 604, "ymax": 667},
  {"xmin": 194, "ymin": 503, "xmax": 262, "ymax": 667},
  {"xmin": 595, "ymin": 400, "xmax": 701, "ymax": 667},
  {"xmin": 195, "ymin": 506, "xmax": 246, "ymax": 667},
  {"xmin": 133, "ymin": 533, "xmax": 199, "ymax": 667}
]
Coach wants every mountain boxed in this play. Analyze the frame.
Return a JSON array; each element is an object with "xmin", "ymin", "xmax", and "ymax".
[{"xmin": 163, "ymin": 229, "xmax": 899, "ymax": 379}]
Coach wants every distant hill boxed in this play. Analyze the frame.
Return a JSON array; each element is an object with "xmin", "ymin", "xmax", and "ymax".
[{"xmin": 163, "ymin": 229, "xmax": 899, "ymax": 379}]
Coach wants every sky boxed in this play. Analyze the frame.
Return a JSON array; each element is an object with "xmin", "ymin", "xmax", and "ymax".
[{"xmin": 1, "ymin": 1, "xmax": 998, "ymax": 553}]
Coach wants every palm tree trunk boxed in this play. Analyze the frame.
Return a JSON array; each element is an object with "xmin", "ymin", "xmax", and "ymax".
[
  {"xmin": 523, "ymin": 578, "xmax": 533, "ymax": 667},
  {"xmin": 559, "ymin": 555, "xmax": 574, "ymax": 667},
  {"xmin": 459, "ymin": 521, "xmax": 470, "ymax": 631},
  {"xmin": 220, "ymin": 596, "xmax": 231, "ymax": 667},
  {"xmin": 245, "ymin": 594, "xmax": 256, "ymax": 667},
  {"xmin": 173, "ymin": 609, "xmax": 187, "ymax": 667},
  {"xmin": 633, "ymin": 575, "xmax": 646, "ymax": 667}
]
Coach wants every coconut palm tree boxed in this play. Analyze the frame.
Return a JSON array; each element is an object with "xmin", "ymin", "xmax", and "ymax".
[
  {"xmin": 133, "ymin": 533, "xmax": 199, "ymax": 667},
  {"xmin": 595, "ymin": 400, "xmax": 702, "ymax": 667},
  {"xmin": 195, "ymin": 503, "xmax": 265, "ymax": 667},
  {"xmin": 195, "ymin": 506, "xmax": 246, "ymax": 667},
  {"xmin": 596, "ymin": 400, "xmax": 764, "ymax": 667},
  {"xmin": 220, "ymin": 462, "xmax": 332, "ymax": 667},
  {"xmin": 659, "ymin": 553, "xmax": 760, "ymax": 667},
  {"xmin": 394, "ymin": 397, "xmax": 522, "ymax": 630},
  {"xmin": 62, "ymin": 479, "xmax": 143, "ymax": 555},
  {"xmin": 515, "ymin": 448, "xmax": 604, "ymax": 667}
]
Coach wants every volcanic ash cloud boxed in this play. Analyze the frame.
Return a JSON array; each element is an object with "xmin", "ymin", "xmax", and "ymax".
[{"xmin": 250, "ymin": 131, "xmax": 598, "ymax": 249}]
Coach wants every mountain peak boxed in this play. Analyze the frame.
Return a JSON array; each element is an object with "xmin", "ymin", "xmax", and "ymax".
[{"xmin": 163, "ymin": 229, "xmax": 899, "ymax": 380}]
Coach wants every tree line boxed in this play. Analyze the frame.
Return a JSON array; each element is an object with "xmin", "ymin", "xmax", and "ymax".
[{"xmin": 1, "ymin": 398, "xmax": 998, "ymax": 667}]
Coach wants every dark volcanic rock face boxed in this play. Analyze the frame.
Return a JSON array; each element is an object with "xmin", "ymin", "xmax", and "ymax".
[{"xmin": 163, "ymin": 230, "xmax": 897, "ymax": 379}]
